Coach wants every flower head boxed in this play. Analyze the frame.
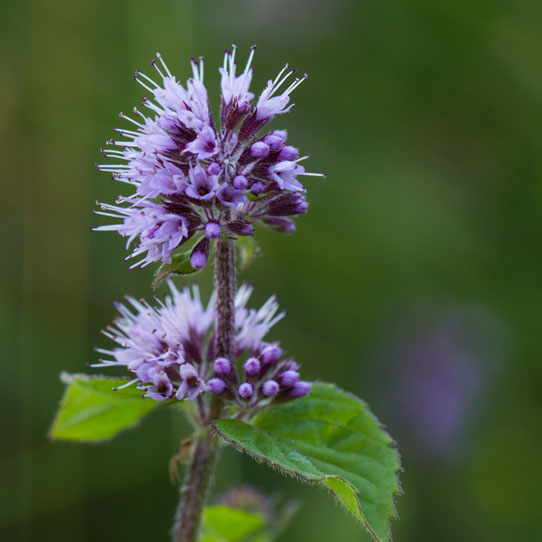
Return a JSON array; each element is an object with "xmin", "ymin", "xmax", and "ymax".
[
  {"xmin": 94, "ymin": 48, "xmax": 324, "ymax": 269},
  {"xmin": 93, "ymin": 281, "xmax": 311, "ymax": 405}
]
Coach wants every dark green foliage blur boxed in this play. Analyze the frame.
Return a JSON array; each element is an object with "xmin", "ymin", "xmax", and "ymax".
[{"xmin": 2, "ymin": 0, "xmax": 541, "ymax": 540}]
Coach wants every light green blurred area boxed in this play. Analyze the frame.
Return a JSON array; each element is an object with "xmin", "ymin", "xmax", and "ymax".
[{"xmin": 2, "ymin": 0, "xmax": 542, "ymax": 540}]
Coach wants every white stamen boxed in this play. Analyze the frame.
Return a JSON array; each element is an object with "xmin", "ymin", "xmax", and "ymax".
[
  {"xmin": 244, "ymin": 46, "xmax": 256, "ymax": 74},
  {"xmin": 137, "ymin": 71, "xmax": 160, "ymax": 89},
  {"xmin": 119, "ymin": 113, "xmax": 143, "ymax": 128},
  {"xmin": 134, "ymin": 76, "xmax": 155, "ymax": 94},
  {"xmin": 114, "ymin": 378, "xmax": 139, "ymax": 390},
  {"xmin": 156, "ymin": 52, "xmax": 173, "ymax": 78}
]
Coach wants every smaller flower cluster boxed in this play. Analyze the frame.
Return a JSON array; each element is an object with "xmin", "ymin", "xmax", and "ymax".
[
  {"xmin": 208, "ymin": 345, "xmax": 311, "ymax": 406},
  {"xmin": 92, "ymin": 281, "xmax": 310, "ymax": 407}
]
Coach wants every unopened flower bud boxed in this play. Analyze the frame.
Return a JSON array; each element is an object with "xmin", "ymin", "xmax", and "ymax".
[
  {"xmin": 263, "ymin": 217, "xmax": 296, "ymax": 233},
  {"xmin": 207, "ymin": 378, "xmax": 226, "ymax": 395},
  {"xmin": 251, "ymin": 181, "xmax": 264, "ymax": 195},
  {"xmin": 244, "ymin": 357, "xmax": 261, "ymax": 377},
  {"xmin": 228, "ymin": 220, "xmax": 253, "ymax": 236},
  {"xmin": 233, "ymin": 175, "xmax": 248, "ymax": 190},
  {"xmin": 207, "ymin": 162, "xmax": 221, "ymax": 175},
  {"xmin": 214, "ymin": 357, "xmax": 232, "ymax": 375},
  {"xmin": 278, "ymin": 145, "xmax": 298, "ymax": 161},
  {"xmin": 262, "ymin": 380, "xmax": 279, "ymax": 397},
  {"xmin": 205, "ymin": 221, "xmax": 221, "ymax": 239},
  {"xmin": 260, "ymin": 345, "xmax": 282, "ymax": 365},
  {"xmin": 290, "ymin": 381, "xmax": 311, "ymax": 398},
  {"xmin": 280, "ymin": 370, "xmax": 299, "ymax": 387},
  {"xmin": 238, "ymin": 382, "xmax": 253, "ymax": 399},
  {"xmin": 250, "ymin": 141, "xmax": 270, "ymax": 158},
  {"xmin": 266, "ymin": 193, "xmax": 308, "ymax": 216},
  {"xmin": 190, "ymin": 238, "xmax": 210, "ymax": 269},
  {"xmin": 264, "ymin": 130, "xmax": 287, "ymax": 152}
]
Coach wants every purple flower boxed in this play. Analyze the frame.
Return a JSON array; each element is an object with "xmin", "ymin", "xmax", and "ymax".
[
  {"xmin": 268, "ymin": 161, "xmax": 305, "ymax": 192},
  {"xmin": 92, "ymin": 282, "xmax": 311, "ymax": 407},
  {"xmin": 186, "ymin": 165, "xmax": 219, "ymax": 200},
  {"xmin": 145, "ymin": 373, "xmax": 175, "ymax": 401},
  {"xmin": 96, "ymin": 201, "xmax": 190, "ymax": 268},
  {"xmin": 176, "ymin": 363, "xmax": 206, "ymax": 400},
  {"xmin": 216, "ymin": 185, "xmax": 246, "ymax": 208},
  {"xmin": 185, "ymin": 125, "xmax": 218, "ymax": 160},
  {"xmin": 95, "ymin": 48, "xmax": 324, "ymax": 270},
  {"xmin": 255, "ymin": 67, "xmax": 307, "ymax": 121}
]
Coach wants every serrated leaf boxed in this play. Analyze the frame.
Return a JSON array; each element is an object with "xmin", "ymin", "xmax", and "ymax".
[
  {"xmin": 153, "ymin": 249, "xmax": 199, "ymax": 290},
  {"xmin": 212, "ymin": 383, "xmax": 401, "ymax": 542},
  {"xmin": 199, "ymin": 505, "xmax": 267, "ymax": 542},
  {"xmin": 49, "ymin": 373, "xmax": 161, "ymax": 442},
  {"xmin": 237, "ymin": 236, "xmax": 261, "ymax": 270}
]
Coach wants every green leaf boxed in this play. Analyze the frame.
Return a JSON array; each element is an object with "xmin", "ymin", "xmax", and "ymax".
[
  {"xmin": 153, "ymin": 248, "xmax": 199, "ymax": 290},
  {"xmin": 237, "ymin": 236, "xmax": 261, "ymax": 270},
  {"xmin": 199, "ymin": 505, "xmax": 267, "ymax": 542},
  {"xmin": 49, "ymin": 373, "xmax": 160, "ymax": 442},
  {"xmin": 212, "ymin": 383, "xmax": 401, "ymax": 542}
]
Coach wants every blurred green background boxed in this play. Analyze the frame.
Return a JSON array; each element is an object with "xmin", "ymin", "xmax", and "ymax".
[{"xmin": 2, "ymin": 0, "xmax": 542, "ymax": 540}]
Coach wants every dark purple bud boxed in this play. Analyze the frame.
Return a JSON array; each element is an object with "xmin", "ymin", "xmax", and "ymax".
[
  {"xmin": 260, "ymin": 345, "xmax": 282, "ymax": 365},
  {"xmin": 233, "ymin": 175, "xmax": 248, "ymax": 190},
  {"xmin": 264, "ymin": 130, "xmax": 287, "ymax": 152},
  {"xmin": 251, "ymin": 181, "xmax": 264, "ymax": 195},
  {"xmin": 244, "ymin": 357, "xmax": 261, "ymax": 377},
  {"xmin": 280, "ymin": 370, "xmax": 300, "ymax": 387},
  {"xmin": 266, "ymin": 193, "xmax": 308, "ymax": 216},
  {"xmin": 290, "ymin": 381, "xmax": 311, "ymax": 398},
  {"xmin": 190, "ymin": 238, "xmax": 210, "ymax": 269},
  {"xmin": 278, "ymin": 145, "xmax": 298, "ymax": 161},
  {"xmin": 238, "ymin": 382, "xmax": 253, "ymax": 399},
  {"xmin": 205, "ymin": 221, "xmax": 221, "ymax": 239},
  {"xmin": 227, "ymin": 220, "xmax": 253, "ymax": 236},
  {"xmin": 262, "ymin": 380, "xmax": 280, "ymax": 397},
  {"xmin": 207, "ymin": 162, "xmax": 221, "ymax": 175},
  {"xmin": 262, "ymin": 217, "xmax": 296, "ymax": 233},
  {"xmin": 250, "ymin": 141, "xmax": 270, "ymax": 158},
  {"xmin": 207, "ymin": 378, "xmax": 226, "ymax": 395},
  {"xmin": 214, "ymin": 357, "xmax": 232, "ymax": 375}
]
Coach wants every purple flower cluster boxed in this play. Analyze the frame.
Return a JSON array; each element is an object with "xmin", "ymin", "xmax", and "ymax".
[
  {"xmin": 93, "ymin": 281, "xmax": 311, "ymax": 404},
  {"xmin": 95, "ymin": 47, "xmax": 323, "ymax": 269}
]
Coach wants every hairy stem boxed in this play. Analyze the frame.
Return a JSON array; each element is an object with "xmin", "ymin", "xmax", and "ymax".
[
  {"xmin": 173, "ymin": 237, "xmax": 236, "ymax": 542},
  {"xmin": 214, "ymin": 237, "xmax": 236, "ymax": 360},
  {"xmin": 173, "ymin": 430, "xmax": 218, "ymax": 542}
]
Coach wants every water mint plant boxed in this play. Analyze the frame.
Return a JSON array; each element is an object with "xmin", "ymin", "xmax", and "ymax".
[{"xmin": 50, "ymin": 47, "xmax": 401, "ymax": 542}]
